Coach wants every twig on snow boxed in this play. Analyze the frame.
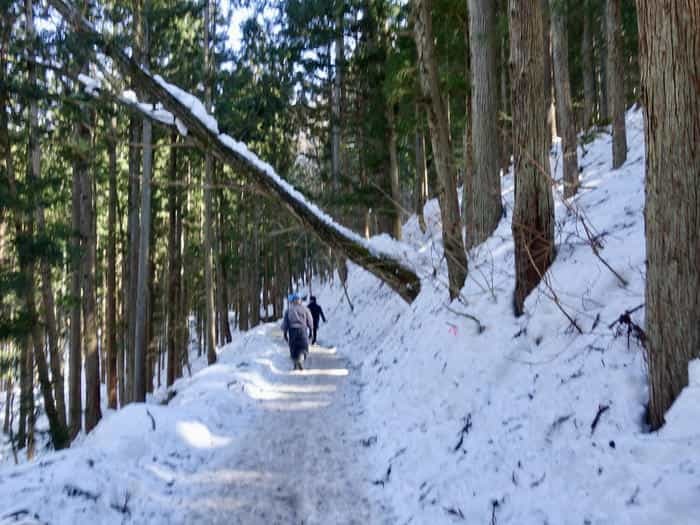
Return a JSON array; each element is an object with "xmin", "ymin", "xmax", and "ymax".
[
  {"xmin": 590, "ymin": 404, "xmax": 610, "ymax": 436},
  {"xmin": 146, "ymin": 409, "xmax": 156, "ymax": 431}
]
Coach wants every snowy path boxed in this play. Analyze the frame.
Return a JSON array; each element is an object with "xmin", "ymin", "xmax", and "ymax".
[{"xmin": 179, "ymin": 324, "xmax": 392, "ymax": 525}]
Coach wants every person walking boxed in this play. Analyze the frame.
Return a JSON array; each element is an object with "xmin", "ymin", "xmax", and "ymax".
[
  {"xmin": 307, "ymin": 295, "xmax": 327, "ymax": 345},
  {"xmin": 281, "ymin": 293, "xmax": 313, "ymax": 370}
]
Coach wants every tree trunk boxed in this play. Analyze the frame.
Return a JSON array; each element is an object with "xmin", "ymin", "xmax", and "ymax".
[
  {"xmin": 386, "ymin": 104, "xmax": 402, "ymax": 240},
  {"xmin": 203, "ymin": 0, "xmax": 217, "ymax": 364},
  {"xmin": 133, "ymin": 0, "xmax": 153, "ymax": 402},
  {"xmin": 467, "ymin": 0, "xmax": 503, "ymax": 247},
  {"xmin": 106, "ymin": 116, "xmax": 117, "ymax": 409},
  {"xmin": 605, "ymin": 0, "xmax": 627, "ymax": 168},
  {"xmin": 80, "ymin": 103, "xmax": 101, "ymax": 433},
  {"xmin": 413, "ymin": 0, "xmax": 467, "ymax": 299},
  {"xmin": 414, "ymin": 103, "xmax": 428, "ymax": 233},
  {"xmin": 582, "ymin": 0, "xmax": 596, "ymax": 128},
  {"xmin": 541, "ymin": 0, "xmax": 556, "ymax": 147},
  {"xmin": 167, "ymin": 132, "xmax": 179, "ymax": 387},
  {"xmin": 331, "ymin": 5, "xmax": 343, "ymax": 191},
  {"xmin": 509, "ymin": 0, "xmax": 555, "ymax": 315},
  {"xmin": 638, "ymin": 0, "xmax": 700, "ymax": 429},
  {"xmin": 550, "ymin": 0, "xmax": 579, "ymax": 198}
]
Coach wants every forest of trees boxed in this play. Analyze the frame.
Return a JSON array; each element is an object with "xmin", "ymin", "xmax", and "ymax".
[{"xmin": 0, "ymin": 0, "xmax": 697, "ymax": 457}]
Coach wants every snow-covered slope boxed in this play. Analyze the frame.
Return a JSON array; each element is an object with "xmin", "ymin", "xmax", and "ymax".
[
  {"xmin": 1, "ymin": 108, "xmax": 698, "ymax": 525},
  {"xmin": 311, "ymin": 108, "xmax": 700, "ymax": 525}
]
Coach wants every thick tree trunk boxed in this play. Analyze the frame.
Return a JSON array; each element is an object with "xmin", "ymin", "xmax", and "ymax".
[
  {"xmin": 467, "ymin": 0, "xmax": 502, "ymax": 248},
  {"xmin": 549, "ymin": 0, "xmax": 579, "ymax": 198},
  {"xmin": 413, "ymin": 0, "xmax": 467, "ymax": 299},
  {"xmin": 582, "ymin": 1, "xmax": 596, "ymax": 128},
  {"xmin": 605, "ymin": 0, "xmax": 627, "ymax": 168},
  {"xmin": 125, "ymin": 116, "xmax": 140, "ymax": 405},
  {"xmin": 106, "ymin": 117, "xmax": 117, "ymax": 409},
  {"xmin": 638, "ymin": 0, "xmax": 700, "ymax": 429},
  {"xmin": 52, "ymin": 0, "xmax": 421, "ymax": 303},
  {"xmin": 509, "ymin": 0, "xmax": 555, "ymax": 315}
]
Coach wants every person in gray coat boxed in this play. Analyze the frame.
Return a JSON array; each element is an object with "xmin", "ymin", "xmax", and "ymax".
[{"xmin": 281, "ymin": 293, "xmax": 313, "ymax": 370}]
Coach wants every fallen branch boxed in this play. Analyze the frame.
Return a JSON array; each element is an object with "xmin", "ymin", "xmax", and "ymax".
[
  {"xmin": 608, "ymin": 304, "xmax": 646, "ymax": 349},
  {"xmin": 453, "ymin": 413, "xmax": 472, "ymax": 452},
  {"xmin": 590, "ymin": 404, "xmax": 610, "ymax": 436},
  {"xmin": 146, "ymin": 409, "xmax": 156, "ymax": 431}
]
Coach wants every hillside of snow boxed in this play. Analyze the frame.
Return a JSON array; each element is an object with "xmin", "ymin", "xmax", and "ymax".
[{"xmin": 1, "ymin": 108, "xmax": 698, "ymax": 525}]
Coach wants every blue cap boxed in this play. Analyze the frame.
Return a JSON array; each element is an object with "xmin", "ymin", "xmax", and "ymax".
[{"xmin": 287, "ymin": 293, "xmax": 298, "ymax": 302}]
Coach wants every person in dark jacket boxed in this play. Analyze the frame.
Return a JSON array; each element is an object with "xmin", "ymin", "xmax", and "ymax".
[
  {"xmin": 307, "ymin": 296, "xmax": 326, "ymax": 345},
  {"xmin": 281, "ymin": 293, "xmax": 313, "ymax": 370}
]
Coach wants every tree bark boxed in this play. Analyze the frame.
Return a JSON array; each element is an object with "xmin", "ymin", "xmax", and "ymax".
[
  {"xmin": 167, "ymin": 131, "xmax": 179, "ymax": 387},
  {"xmin": 638, "ymin": 0, "xmax": 700, "ymax": 429},
  {"xmin": 509, "ymin": 0, "xmax": 555, "ymax": 315},
  {"xmin": 550, "ymin": 0, "xmax": 579, "ymax": 198},
  {"xmin": 605, "ymin": 0, "xmax": 627, "ymax": 168},
  {"xmin": 467, "ymin": 0, "xmax": 502, "ymax": 247},
  {"xmin": 413, "ymin": 0, "xmax": 467, "ymax": 299}
]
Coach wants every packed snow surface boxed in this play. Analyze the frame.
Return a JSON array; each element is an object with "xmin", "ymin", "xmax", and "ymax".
[{"xmin": 1, "ymin": 109, "xmax": 698, "ymax": 524}]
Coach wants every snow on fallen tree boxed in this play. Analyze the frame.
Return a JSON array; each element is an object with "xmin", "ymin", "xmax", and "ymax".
[{"xmin": 50, "ymin": 0, "xmax": 421, "ymax": 304}]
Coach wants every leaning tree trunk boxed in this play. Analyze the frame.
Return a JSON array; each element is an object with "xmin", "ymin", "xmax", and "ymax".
[
  {"xmin": 51, "ymin": 0, "xmax": 421, "ymax": 303},
  {"xmin": 413, "ymin": 0, "xmax": 467, "ymax": 299},
  {"xmin": 549, "ymin": 0, "xmax": 579, "ymax": 198},
  {"xmin": 605, "ymin": 0, "xmax": 627, "ymax": 168},
  {"xmin": 638, "ymin": 0, "xmax": 700, "ymax": 430},
  {"xmin": 467, "ymin": 0, "xmax": 502, "ymax": 248},
  {"xmin": 509, "ymin": 0, "xmax": 555, "ymax": 315}
]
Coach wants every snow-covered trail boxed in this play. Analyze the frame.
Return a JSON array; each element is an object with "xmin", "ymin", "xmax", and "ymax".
[{"xmin": 178, "ymin": 324, "xmax": 393, "ymax": 525}]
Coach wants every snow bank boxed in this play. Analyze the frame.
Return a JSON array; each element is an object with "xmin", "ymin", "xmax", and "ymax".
[{"xmin": 311, "ymin": 108, "xmax": 700, "ymax": 525}]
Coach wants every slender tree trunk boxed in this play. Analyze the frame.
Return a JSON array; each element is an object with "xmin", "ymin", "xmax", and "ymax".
[
  {"xmin": 217, "ymin": 192, "xmax": 232, "ymax": 343},
  {"xmin": 80, "ymin": 105, "xmax": 101, "ymax": 433},
  {"xmin": 509, "ymin": 0, "xmax": 555, "ymax": 316},
  {"xmin": 638, "ymin": 0, "xmax": 700, "ymax": 429},
  {"xmin": 467, "ymin": 0, "xmax": 503, "ymax": 248},
  {"xmin": 582, "ymin": 0, "xmax": 596, "ymax": 128},
  {"xmin": 541, "ymin": 0, "xmax": 556, "ymax": 147},
  {"xmin": 167, "ymin": 132, "xmax": 179, "ymax": 387},
  {"xmin": 413, "ymin": 0, "xmax": 468, "ymax": 299},
  {"xmin": 386, "ymin": 104, "xmax": 402, "ymax": 240},
  {"xmin": 598, "ymin": 12, "xmax": 609, "ymax": 121},
  {"xmin": 414, "ymin": 103, "xmax": 428, "ymax": 233},
  {"xmin": 605, "ymin": 0, "xmax": 627, "ymax": 168},
  {"xmin": 202, "ymin": 0, "xmax": 217, "ymax": 364},
  {"xmin": 331, "ymin": 6, "xmax": 343, "ymax": 191},
  {"xmin": 20, "ymin": 333, "xmax": 34, "ymax": 456},
  {"xmin": 133, "ymin": 0, "xmax": 153, "ymax": 401},
  {"xmin": 106, "ymin": 117, "xmax": 117, "ymax": 409},
  {"xmin": 550, "ymin": 0, "xmax": 579, "ymax": 198}
]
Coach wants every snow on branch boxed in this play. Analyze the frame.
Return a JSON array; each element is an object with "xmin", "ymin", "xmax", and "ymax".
[{"xmin": 50, "ymin": 0, "xmax": 421, "ymax": 303}]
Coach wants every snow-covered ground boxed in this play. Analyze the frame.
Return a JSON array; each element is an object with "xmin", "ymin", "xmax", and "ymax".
[{"xmin": 1, "ymin": 108, "xmax": 699, "ymax": 524}]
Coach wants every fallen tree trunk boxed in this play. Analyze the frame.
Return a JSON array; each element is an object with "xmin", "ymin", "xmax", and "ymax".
[{"xmin": 49, "ymin": 0, "xmax": 420, "ymax": 303}]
